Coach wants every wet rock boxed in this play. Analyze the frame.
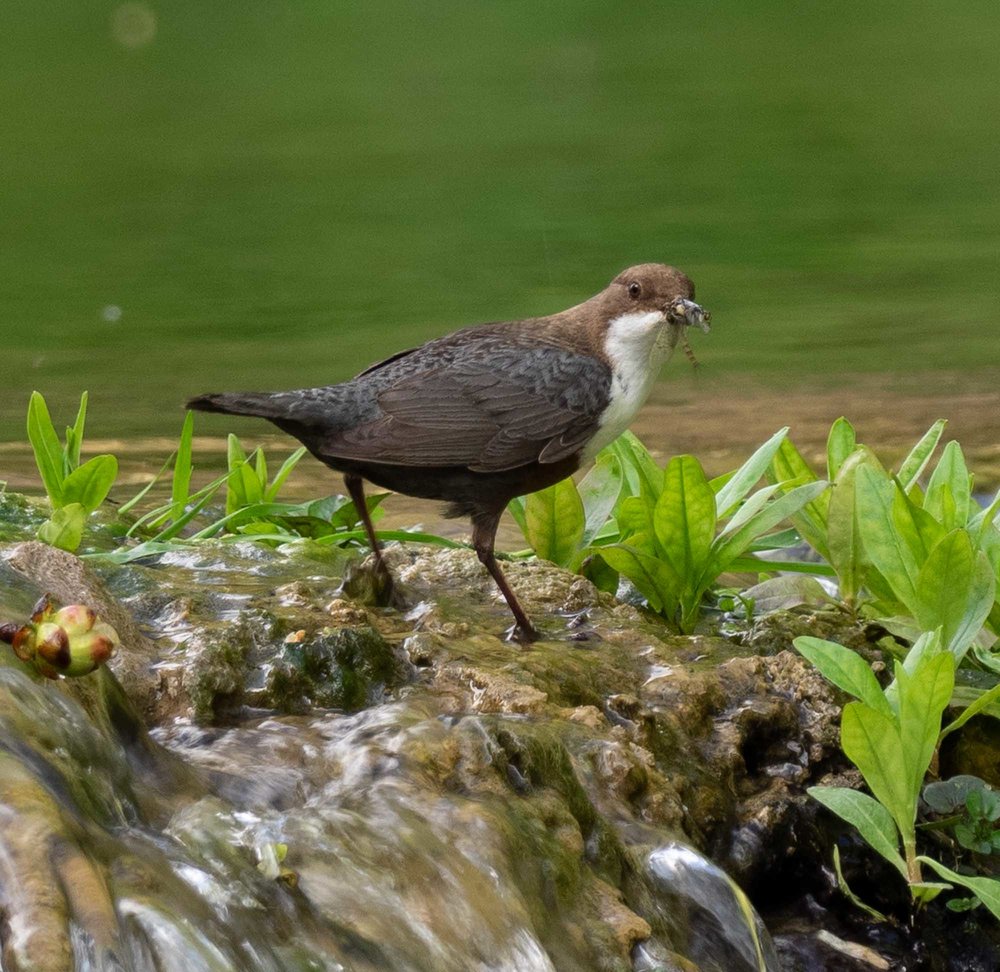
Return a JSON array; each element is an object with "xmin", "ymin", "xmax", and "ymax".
[
  {"xmin": 0, "ymin": 531, "xmax": 955, "ymax": 970},
  {"xmin": 4, "ymin": 541, "xmax": 161, "ymax": 718}
]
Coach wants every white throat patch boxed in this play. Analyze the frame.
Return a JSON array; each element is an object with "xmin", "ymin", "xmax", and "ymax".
[{"xmin": 582, "ymin": 310, "xmax": 672, "ymax": 460}]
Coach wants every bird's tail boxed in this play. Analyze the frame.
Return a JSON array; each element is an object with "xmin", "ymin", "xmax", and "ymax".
[{"xmin": 186, "ymin": 392, "xmax": 284, "ymax": 419}]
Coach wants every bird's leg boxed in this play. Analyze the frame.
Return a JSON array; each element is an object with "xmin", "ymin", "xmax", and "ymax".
[
  {"xmin": 344, "ymin": 473, "xmax": 398, "ymax": 606},
  {"xmin": 471, "ymin": 510, "xmax": 538, "ymax": 643}
]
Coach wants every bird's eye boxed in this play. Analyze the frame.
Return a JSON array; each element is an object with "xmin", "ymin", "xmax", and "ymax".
[{"xmin": 628, "ymin": 282, "xmax": 641, "ymax": 298}]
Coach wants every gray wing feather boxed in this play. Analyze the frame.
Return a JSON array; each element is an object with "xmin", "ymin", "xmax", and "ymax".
[{"xmin": 316, "ymin": 342, "xmax": 611, "ymax": 471}]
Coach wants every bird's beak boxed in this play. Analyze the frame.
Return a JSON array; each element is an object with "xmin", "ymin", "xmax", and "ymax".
[{"xmin": 667, "ymin": 298, "xmax": 711, "ymax": 333}]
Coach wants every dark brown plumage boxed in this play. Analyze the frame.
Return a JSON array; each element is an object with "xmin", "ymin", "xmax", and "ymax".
[{"xmin": 188, "ymin": 263, "xmax": 710, "ymax": 640}]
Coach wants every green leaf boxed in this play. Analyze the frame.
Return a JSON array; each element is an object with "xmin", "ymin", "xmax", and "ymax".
[
  {"xmin": 507, "ymin": 496, "xmax": 527, "ymax": 535},
  {"xmin": 26, "ymin": 391, "xmax": 66, "ymax": 505},
  {"xmin": 578, "ymin": 453, "xmax": 623, "ymax": 547},
  {"xmin": 826, "ymin": 418, "xmax": 856, "ymax": 481},
  {"xmin": 919, "ymin": 857, "xmax": 1000, "ymax": 923},
  {"xmin": 896, "ymin": 420, "xmax": 946, "ymax": 492},
  {"xmin": 254, "ymin": 447, "xmax": 268, "ymax": 492},
  {"xmin": 831, "ymin": 845, "xmax": 889, "ymax": 922},
  {"xmin": 37, "ymin": 503, "xmax": 86, "ymax": 552},
  {"xmin": 654, "ymin": 455, "xmax": 716, "ymax": 582},
  {"xmin": 794, "ymin": 636, "xmax": 893, "ymax": 716},
  {"xmin": 808, "ymin": 786, "xmax": 907, "ymax": 879},
  {"xmin": 524, "ymin": 477, "xmax": 585, "ymax": 567},
  {"xmin": 599, "ymin": 543, "xmax": 682, "ymax": 618},
  {"xmin": 171, "ymin": 411, "xmax": 195, "ymax": 518},
  {"xmin": 768, "ymin": 437, "xmax": 831, "ymax": 560},
  {"xmin": 826, "ymin": 448, "xmax": 868, "ymax": 604},
  {"xmin": 60, "ymin": 454, "xmax": 118, "ymax": 513},
  {"xmin": 892, "ymin": 482, "xmax": 947, "ymax": 565},
  {"xmin": 914, "ymin": 530, "xmax": 996, "ymax": 658},
  {"xmin": 896, "ymin": 653, "xmax": 954, "ymax": 802},
  {"xmin": 265, "ymin": 447, "xmax": 307, "ymax": 501},
  {"xmin": 607, "ymin": 431, "xmax": 663, "ymax": 500},
  {"xmin": 231, "ymin": 460, "xmax": 265, "ymax": 515},
  {"xmin": 714, "ymin": 427, "xmax": 789, "ymax": 519},
  {"xmin": 841, "ymin": 702, "xmax": 913, "ymax": 838},
  {"xmin": 925, "ymin": 441, "xmax": 972, "ymax": 530},
  {"xmin": 65, "ymin": 391, "xmax": 88, "ymax": 474},
  {"xmin": 711, "ymin": 480, "xmax": 829, "ymax": 576},
  {"xmin": 117, "ymin": 452, "xmax": 175, "ymax": 517},
  {"xmin": 855, "ymin": 465, "xmax": 920, "ymax": 613},
  {"xmin": 940, "ymin": 682, "xmax": 1000, "ymax": 740}
]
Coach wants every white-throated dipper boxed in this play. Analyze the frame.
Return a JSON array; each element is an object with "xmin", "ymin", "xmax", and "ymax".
[{"xmin": 188, "ymin": 263, "xmax": 710, "ymax": 641}]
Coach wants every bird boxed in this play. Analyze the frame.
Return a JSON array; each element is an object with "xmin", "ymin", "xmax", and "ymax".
[{"xmin": 188, "ymin": 263, "xmax": 710, "ymax": 641}]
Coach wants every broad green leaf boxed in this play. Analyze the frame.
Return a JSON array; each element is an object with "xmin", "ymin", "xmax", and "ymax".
[
  {"xmin": 925, "ymin": 441, "xmax": 972, "ymax": 529},
  {"xmin": 265, "ymin": 447, "xmax": 307, "ymax": 501},
  {"xmin": 900, "ymin": 629, "xmax": 944, "ymax": 677},
  {"xmin": 714, "ymin": 427, "xmax": 788, "ymax": 519},
  {"xmin": 896, "ymin": 420, "xmax": 946, "ymax": 492},
  {"xmin": 741, "ymin": 576, "xmax": 831, "ymax": 613},
  {"xmin": 855, "ymin": 465, "xmax": 920, "ymax": 613},
  {"xmin": 826, "ymin": 418, "xmax": 856, "ymax": 481},
  {"xmin": 794, "ymin": 636, "xmax": 892, "ymax": 716},
  {"xmin": 27, "ymin": 391, "xmax": 65, "ymax": 505},
  {"xmin": 710, "ymin": 481, "xmax": 828, "ymax": 576},
  {"xmin": 718, "ymin": 483, "xmax": 784, "ymax": 537},
  {"xmin": 914, "ymin": 531, "xmax": 996, "ymax": 658},
  {"xmin": 826, "ymin": 448, "xmax": 868, "ymax": 604},
  {"xmin": 768, "ymin": 437, "xmax": 831, "ymax": 560},
  {"xmin": 507, "ymin": 496, "xmax": 527, "ymax": 534},
  {"xmin": 941, "ymin": 680, "xmax": 1000, "ymax": 740},
  {"xmin": 227, "ymin": 460, "xmax": 262, "ymax": 515},
  {"xmin": 808, "ymin": 786, "xmax": 907, "ymax": 879},
  {"xmin": 578, "ymin": 453, "xmax": 623, "ymax": 546},
  {"xmin": 971, "ymin": 488, "xmax": 1000, "ymax": 531},
  {"xmin": 226, "ymin": 432, "xmax": 247, "ymax": 467},
  {"xmin": 841, "ymin": 702, "xmax": 913, "ymax": 837},
  {"xmin": 654, "ymin": 456, "xmax": 716, "ymax": 581},
  {"xmin": 891, "ymin": 483, "xmax": 946, "ymax": 565},
  {"xmin": 726, "ymin": 554, "xmax": 836, "ymax": 576},
  {"xmin": 524, "ymin": 477, "xmax": 585, "ymax": 567},
  {"xmin": 65, "ymin": 391, "xmax": 88, "ymax": 473},
  {"xmin": 37, "ymin": 503, "xmax": 86, "ymax": 552},
  {"xmin": 919, "ymin": 857, "xmax": 1000, "ymax": 923},
  {"xmin": 599, "ymin": 544, "xmax": 681, "ymax": 618},
  {"xmin": 608, "ymin": 431, "xmax": 663, "ymax": 500},
  {"xmin": 171, "ymin": 412, "xmax": 195, "ymax": 518},
  {"xmin": 896, "ymin": 653, "xmax": 954, "ymax": 802},
  {"xmin": 60, "ymin": 454, "xmax": 118, "ymax": 513}
]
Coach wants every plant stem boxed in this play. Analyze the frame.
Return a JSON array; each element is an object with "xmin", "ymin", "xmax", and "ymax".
[{"xmin": 904, "ymin": 837, "xmax": 922, "ymax": 884}]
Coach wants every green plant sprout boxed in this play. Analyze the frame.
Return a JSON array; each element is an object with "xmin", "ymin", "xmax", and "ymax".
[
  {"xmin": 796, "ymin": 630, "xmax": 1000, "ymax": 917},
  {"xmin": 26, "ymin": 391, "xmax": 118, "ymax": 552}
]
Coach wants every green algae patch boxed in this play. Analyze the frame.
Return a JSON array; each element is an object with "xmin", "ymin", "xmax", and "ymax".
[{"xmin": 269, "ymin": 624, "xmax": 407, "ymax": 712}]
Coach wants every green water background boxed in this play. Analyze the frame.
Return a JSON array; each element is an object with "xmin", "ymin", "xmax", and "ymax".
[{"xmin": 3, "ymin": 0, "xmax": 999, "ymax": 446}]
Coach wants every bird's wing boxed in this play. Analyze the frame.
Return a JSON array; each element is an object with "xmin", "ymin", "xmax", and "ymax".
[{"xmin": 317, "ymin": 343, "xmax": 612, "ymax": 472}]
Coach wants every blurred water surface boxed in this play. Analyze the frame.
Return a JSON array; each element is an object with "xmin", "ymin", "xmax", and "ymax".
[{"xmin": 3, "ymin": 0, "xmax": 999, "ymax": 444}]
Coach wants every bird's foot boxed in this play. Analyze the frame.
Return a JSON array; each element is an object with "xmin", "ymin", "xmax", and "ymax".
[
  {"xmin": 504, "ymin": 621, "xmax": 539, "ymax": 644},
  {"xmin": 341, "ymin": 558, "xmax": 408, "ymax": 610}
]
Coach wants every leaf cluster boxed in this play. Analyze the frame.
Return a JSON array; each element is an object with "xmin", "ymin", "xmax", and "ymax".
[
  {"xmin": 27, "ymin": 392, "xmax": 118, "ymax": 551},
  {"xmin": 772, "ymin": 419, "xmax": 999, "ymax": 661},
  {"xmin": 511, "ymin": 429, "xmax": 827, "ymax": 632}
]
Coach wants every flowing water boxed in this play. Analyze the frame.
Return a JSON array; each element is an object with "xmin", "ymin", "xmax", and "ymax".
[{"xmin": 0, "ymin": 514, "xmax": 793, "ymax": 972}]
